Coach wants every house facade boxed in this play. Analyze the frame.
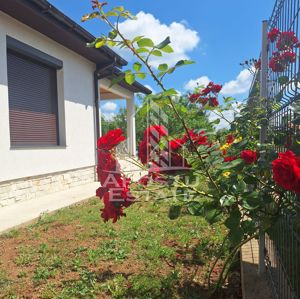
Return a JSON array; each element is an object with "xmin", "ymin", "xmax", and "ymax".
[{"xmin": 0, "ymin": 0, "xmax": 150, "ymax": 207}]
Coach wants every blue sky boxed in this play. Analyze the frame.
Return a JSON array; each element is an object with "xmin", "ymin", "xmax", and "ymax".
[{"xmin": 49, "ymin": 0, "xmax": 275, "ymax": 118}]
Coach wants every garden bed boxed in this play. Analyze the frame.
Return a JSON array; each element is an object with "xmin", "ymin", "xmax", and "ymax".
[{"xmin": 0, "ymin": 198, "xmax": 241, "ymax": 299}]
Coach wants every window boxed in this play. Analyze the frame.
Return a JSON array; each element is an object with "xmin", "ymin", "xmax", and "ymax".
[{"xmin": 6, "ymin": 37, "xmax": 63, "ymax": 147}]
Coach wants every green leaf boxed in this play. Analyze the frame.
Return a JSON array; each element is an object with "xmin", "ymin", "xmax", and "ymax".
[
  {"xmin": 205, "ymin": 209, "xmax": 222, "ymax": 224},
  {"xmin": 228, "ymin": 227, "xmax": 244, "ymax": 245},
  {"xmin": 218, "ymin": 159, "xmax": 243, "ymax": 170},
  {"xmin": 160, "ymin": 45, "xmax": 174, "ymax": 53},
  {"xmin": 108, "ymin": 30, "xmax": 118, "ymax": 40},
  {"xmin": 133, "ymin": 62, "xmax": 142, "ymax": 72},
  {"xmin": 124, "ymin": 71, "xmax": 135, "ymax": 85},
  {"xmin": 109, "ymin": 75, "xmax": 125, "ymax": 88},
  {"xmin": 212, "ymin": 118, "xmax": 221, "ymax": 125},
  {"xmin": 224, "ymin": 210, "xmax": 241, "ymax": 230},
  {"xmin": 220, "ymin": 195, "xmax": 236, "ymax": 207},
  {"xmin": 168, "ymin": 205, "xmax": 181, "ymax": 220},
  {"xmin": 224, "ymin": 97, "xmax": 234, "ymax": 103},
  {"xmin": 278, "ymin": 75, "xmax": 289, "ymax": 85},
  {"xmin": 151, "ymin": 50, "xmax": 162, "ymax": 57},
  {"xmin": 156, "ymin": 37, "xmax": 171, "ymax": 49},
  {"xmin": 175, "ymin": 60, "xmax": 195, "ymax": 67},
  {"xmin": 167, "ymin": 67, "xmax": 176, "ymax": 74},
  {"xmin": 136, "ymin": 72, "xmax": 147, "ymax": 79},
  {"xmin": 95, "ymin": 39, "xmax": 106, "ymax": 48},
  {"xmin": 107, "ymin": 40, "xmax": 116, "ymax": 47},
  {"xmin": 81, "ymin": 12, "xmax": 100, "ymax": 22},
  {"xmin": 187, "ymin": 202, "xmax": 203, "ymax": 216},
  {"xmin": 163, "ymin": 88, "xmax": 178, "ymax": 96},
  {"xmin": 104, "ymin": 11, "xmax": 118, "ymax": 17},
  {"xmin": 158, "ymin": 64, "xmax": 168, "ymax": 72},
  {"xmin": 136, "ymin": 48, "xmax": 149, "ymax": 53},
  {"xmin": 242, "ymin": 195, "xmax": 260, "ymax": 210},
  {"xmin": 113, "ymin": 6, "xmax": 125, "ymax": 12},
  {"xmin": 132, "ymin": 35, "xmax": 144, "ymax": 44},
  {"xmin": 137, "ymin": 38, "xmax": 154, "ymax": 48},
  {"xmin": 243, "ymin": 176, "xmax": 257, "ymax": 185}
]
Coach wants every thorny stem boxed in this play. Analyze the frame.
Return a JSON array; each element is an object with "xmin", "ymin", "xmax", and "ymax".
[
  {"xmin": 207, "ymin": 234, "xmax": 229, "ymax": 289},
  {"xmin": 175, "ymin": 179, "xmax": 216, "ymax": 199},
  {"xmin": 99, "ymin": 10, "xmax": 220, "ymax": 194},
  {"xmin": 210, "ymin": 110, "xmax": 233, "ymax": 125},
  {"xmin": 211, "ymin": 232, "xmax": 259, "ymax": 296}
]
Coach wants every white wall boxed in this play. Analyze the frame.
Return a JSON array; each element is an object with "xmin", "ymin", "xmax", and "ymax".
[{"xmin": 0, "ymin": 12, "xmax": 97, "ymax": 182}]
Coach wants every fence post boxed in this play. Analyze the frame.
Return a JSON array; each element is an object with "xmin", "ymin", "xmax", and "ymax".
[{"xmin": 258, "ymin": 20, "xmax": 269, "ymax": 276}]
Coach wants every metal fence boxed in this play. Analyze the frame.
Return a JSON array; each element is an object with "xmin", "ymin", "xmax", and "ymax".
[{"xmin": 249, "ymin": 0, "xmax": 300, "ymax": 298}]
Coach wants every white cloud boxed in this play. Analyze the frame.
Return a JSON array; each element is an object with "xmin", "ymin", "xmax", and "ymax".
[
  {"xmin": 221, "ymin": 69, "xmax": 252, "ymax": 96},
  {"xmin": 102, "ymin": 112, "xmax": 116, "ymax": 121},
  {"xmin": 101, "ymin": 101, "xmax": 117, "ymax": 112},
  {"xmin": 208, "ymin": 102, "xmax": 243, "ymax": 130},
  {"xmin": 117, "ymin": 11, "xmax": 200, "ymax": 68},
  {"xmin": 184, "ymin": 76, "xmax": 211, "ymax": 91}
]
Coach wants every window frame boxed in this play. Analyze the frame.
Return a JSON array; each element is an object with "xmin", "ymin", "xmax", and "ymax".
[{"xmin": 6, "ymin": 36, "xmax": 66, "ymax": 149}]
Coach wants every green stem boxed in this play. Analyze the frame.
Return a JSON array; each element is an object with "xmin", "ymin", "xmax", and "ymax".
[
  {"xmin": 207, "ymin": 234, "xmax": 228, "ymax": 289},
  {"xmin": 211, "ymin": 232, "xmax": 258, "ymax": 296},
  {"xmin": 99, "ymin": 11, "xmax": 220, "ymax": 194}
]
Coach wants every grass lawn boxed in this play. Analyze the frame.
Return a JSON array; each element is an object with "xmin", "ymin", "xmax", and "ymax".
[{"xmin": 0, "ymin": 197, "xmax": 240, "ymax": 299}]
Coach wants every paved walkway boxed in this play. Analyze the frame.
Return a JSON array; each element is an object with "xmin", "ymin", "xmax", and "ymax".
[
  {"xmin": 241, "ymin": 238, "xmax": 273, "ymax": 299},
  {"xmin": 119, "ymin": 158, "xmax": 147, "ymax": 181},
  {"xmin": 0, "ymin": 182, "xmax": 99, "ymax": 233}
]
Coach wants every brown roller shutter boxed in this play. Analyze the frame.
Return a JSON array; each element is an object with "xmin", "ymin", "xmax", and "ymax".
[{"xmin": 7, "ymin": 51, "xmax": 59, "ymax": 147}]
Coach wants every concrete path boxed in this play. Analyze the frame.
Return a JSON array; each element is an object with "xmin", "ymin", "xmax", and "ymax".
[
  {"xmin": 241, "ymin": 238, "xmax": 273, "ymax": 299},
  {"xmin": 119, "ymin": 158, "xmax": 147, "ymax": 181},
  {"xmin": 0, "ymin": 182, "xmax": 99, "ymax": 233}
]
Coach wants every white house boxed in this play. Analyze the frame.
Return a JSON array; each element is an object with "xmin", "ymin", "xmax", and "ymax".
[{"xmin": 0, "ymin": 0, "xmax": 151, "ymax": 207}]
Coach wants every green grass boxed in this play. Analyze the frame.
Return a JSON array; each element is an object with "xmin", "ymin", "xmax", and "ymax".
[{"xmin": 0, "ymin": 197, "xmax": 228, "ymax": 299}]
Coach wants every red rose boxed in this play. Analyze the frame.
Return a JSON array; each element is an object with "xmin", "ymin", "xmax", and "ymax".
[
  {"xmin": 209, "ymin": 97, "xmax": 219, "ymax": 107},
  {"xmin": 226, "ymin": 134, "xmax": 235, "ymax": 144},
  {"xmin": 100, "ymin": 193, "xmax": 126, "ymax": 223},
  {"xmin": 281, "ymin": 51, "xmax": 296, "ymax": 63},
  {"xmin": 268, "ymin": 28, "xmax": 280, "ymax": 42},
  {"xmin": 276, "ymin": 31, "xmax": 299, "ymax": 50},
  {"xmin": 99, "ymin": 158, "xmax": 122, "ymax": 187},
  {"xmin": 97, "ymin": 128, "xmax": 126, "ymax": 150},
  {"xmin": 189, "ymin": 93, "xmax": 201, "ymax": 102},
  {"xmin": 211, "ymin": 84, "xmax": 222, "ymax": 93},
  {"xmin": 188, "ymin": 130, "xmax": 209, "ymax": 146},
  {"xmin": 169, "ymin": 136, "xmax": 187, "ymax": 151},
  {"xmin": 269, "ymin": 54, "xmax": 286, "ymax": 72},
  {"xmin": 138, "ymin": 139, "xmax": 150, "ymax": 164},
  {"xmin": 201, "ymin": 87, "xmax": 211, "ymax": 95},
  {"xmin": 240, "ymin": 150, "xmax": 257, "ymax": 164},
  {"xmin": 97, "ymin": 151, "xmax": 113, "ymax": 170},
  {"xmin": 144, "ymin": 125, "xmax": 167, "ymax": 141},
  {"xmin": 139, "ymin": 175, "xmax": 150, "ymax": 186},
  {"xmin": 224, "ymin": 156, "xmax": 237, "ymax": 162},
  {"xmin": 199, "ymin": 97, "xmax": 209, "ymax": 105},
  {"xmin": 96, "ymin": 186, "xmax": 108, "ymax": 198},
  {"xmin": 272, "ymin": 150, "xmax": 300, "ymax": 193}
]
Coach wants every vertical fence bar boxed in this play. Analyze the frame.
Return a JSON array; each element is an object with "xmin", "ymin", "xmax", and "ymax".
[{"xmin": 258, "ymin": 19, "xmax": 269, "ymax": 276}]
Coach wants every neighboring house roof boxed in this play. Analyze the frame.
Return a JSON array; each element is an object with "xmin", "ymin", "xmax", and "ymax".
[{"xmin": 0, "ymin": 0, "xmax": 152, "ymax": 95}]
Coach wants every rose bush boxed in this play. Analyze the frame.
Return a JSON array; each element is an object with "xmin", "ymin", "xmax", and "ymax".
[
  {"xmin": 84, "ymin": 1, "xmax": 300, "ymax": 295},
  {"xmin": 96, "ymin": 128, "xmax": 135, "ymax": 222},
  {"xmin": 268, "ymin": 28, "xmax": 299, "ymax": 72}
]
